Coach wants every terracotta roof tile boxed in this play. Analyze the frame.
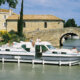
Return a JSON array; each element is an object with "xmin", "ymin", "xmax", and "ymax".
[{"xmin": 7, "ymin": 15, "xmax": 63, "ymax": 21}]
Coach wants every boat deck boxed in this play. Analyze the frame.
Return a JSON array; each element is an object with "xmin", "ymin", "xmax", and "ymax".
[{"xmin": 0, "ymin": 58, "xmax": 80, "ymax": 66}]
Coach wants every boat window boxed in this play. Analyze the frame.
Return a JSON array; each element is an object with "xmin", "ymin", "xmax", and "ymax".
[
  {"xmin": 36, "ymin": 45, "xmax": 40, "ymax": 53},
  {"xmin": 36, "ymin": 45, "xmax": 48, "ymax": 53},
  {"xmin": 5, "ymin": 49, "xmax": 10, "ymax": 51},
  {"xmin": 35, "ymin": 45, "xmax": 42, "ymax": 58},
  {"xmin": 52, "ymin": 51, "xmax": 58, "ymax": 54},
  {"xmin": 22, "ymin": 44, "xmax": 30, "ymax": 52},
  {"xmin": 22, "ymin": 44, "xmax": 26, "ymax": 49},
  {"xmin": 47, "ymin": 45, "xmax": 55, "ymax": 50},
  {"xmin": 25, "ymin": 48, "xmax": 30, "ymax": 52},
  {"xmin": 41, "ymin": 45, "xmax": 48, "ymax": 52},
  {"xmin": 61, "ymin": 52, "xmax": 66, "ymax": 54}
]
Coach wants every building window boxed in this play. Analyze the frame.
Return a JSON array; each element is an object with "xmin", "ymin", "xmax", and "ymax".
[
  {"xmin": 3, "ymin": 22, "xmax": 7, "ymax": 27},
  {"xmin": 44, "ymin": 22, "xmax": 47, "ymax": 28},
  {"xmin": 58, "ymin": 22, "xmax": 60, "ymax": 24},
  {"xmin": 4, "ymin": 15, "xmax": 6, "ymax": 19}
]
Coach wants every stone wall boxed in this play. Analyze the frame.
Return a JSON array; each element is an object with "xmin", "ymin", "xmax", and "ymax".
[
  {"xmin": 0, "ymin": 9, "xmax": 13, "ymax": 30},
  {"xmin": 0, "ymin": 13, "xmax": 8, "ymax": 30},
  {"xmin": 7, "ymin": 21, "xmax": 17, "ymax": 31},
  {"xmin": 25, "ymin": 27, "xmax": 80, "ymax": 47},
  {"xmin": 25, "ymin": 29, "xmax": 61, "ymax": 46},
  {"xmin": 23, "ymin": 21, "xmax": 63, "ymax": 32},
  {"xmin": 7, "ymin": 20, "xmax": 64, "ymax": 32}
]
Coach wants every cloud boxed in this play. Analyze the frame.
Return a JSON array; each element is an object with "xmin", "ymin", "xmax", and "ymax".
[{"xmin": 0, "ymin": 0, "xmax": 80, "ymax": 25}]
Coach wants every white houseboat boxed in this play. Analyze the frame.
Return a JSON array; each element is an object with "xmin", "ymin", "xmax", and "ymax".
[{"xmin": 0, "ymin": 41, "xmax": 80, "ymax": 66}]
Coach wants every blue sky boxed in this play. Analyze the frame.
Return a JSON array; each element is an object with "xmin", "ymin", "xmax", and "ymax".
[{"xmin": 1, "ymin": 0, "xmax": 80, "ymax": 26}]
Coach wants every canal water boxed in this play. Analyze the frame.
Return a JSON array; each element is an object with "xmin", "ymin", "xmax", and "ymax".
[
  {"xmin": 0, "ymin": 63, "xmax": 80, "ymax": 80},
  {"xmin": 0, "ymin": 39, "xmax": 80, "ymax": 80},
  {"xmin": 63, "ymin": 39, "xmax": 80, "ymax": 51}
]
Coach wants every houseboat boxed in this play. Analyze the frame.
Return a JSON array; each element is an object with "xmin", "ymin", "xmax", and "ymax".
[{"xmin": 0, "ymin": 41, "xmax": 80, "ymax": 66}]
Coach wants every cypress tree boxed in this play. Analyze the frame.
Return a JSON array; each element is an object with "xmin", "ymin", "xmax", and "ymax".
[{"xmin": 18, "ymin": 0, "xmax": 24, "ymax": 36}]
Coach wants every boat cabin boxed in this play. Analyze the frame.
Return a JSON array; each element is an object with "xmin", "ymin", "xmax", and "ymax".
[{"xmin": 20, "ymin": 41, "xmax": 55, "ymax": 58}]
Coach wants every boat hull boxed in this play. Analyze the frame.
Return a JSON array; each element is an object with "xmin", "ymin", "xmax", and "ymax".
[
  {"xmin": 42, "ymin": 54, "xmax": 80, "ymax": 65},
  {"xmin": 0, "ymin": 51, "xmax": 35, "ymax": 62},
  {"xmin": 0, "ymin": 52, "xmax": 80, "ymax": 65}
]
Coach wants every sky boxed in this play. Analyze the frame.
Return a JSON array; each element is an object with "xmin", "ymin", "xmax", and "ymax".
[{"xmin": 0, "ymin": 0, "xmax": 80, "ymax": 26}]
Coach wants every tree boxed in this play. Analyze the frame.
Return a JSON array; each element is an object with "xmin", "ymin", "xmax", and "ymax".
[
  {"xmin": 17, "ymin": 0, "xmax": 24, "ymax": 36},
  {"xmin": 0, "ymin": 0, "xmax": 18, "ymax": 8},
  {"xmin": 64, "ymin": 18, "xmax": 77, "ymax": 27}
]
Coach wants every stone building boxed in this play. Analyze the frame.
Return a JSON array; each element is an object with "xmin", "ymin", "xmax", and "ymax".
[
  {"xmin": 0, "ymin": 9, "xmax": 14, "ymax": 30},
  {"xmin": 0, "ymin": 9, "xmax": 64, "ymax": 32},
  {"xmin": 6, "ymin": 15, "xmax": 64, "ymax": 32}
]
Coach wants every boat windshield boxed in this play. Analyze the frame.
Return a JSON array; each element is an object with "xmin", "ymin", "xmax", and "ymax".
[{"xmin": 47, "ymin": 45, "xmax": 55, "ymax": 50}]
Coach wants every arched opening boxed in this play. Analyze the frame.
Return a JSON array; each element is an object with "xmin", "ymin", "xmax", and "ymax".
[{"xmin": 60, "ymin": 33, "xmax": 79, "ymax": 46}]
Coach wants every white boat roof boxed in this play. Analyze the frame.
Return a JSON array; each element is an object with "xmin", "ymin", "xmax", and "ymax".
[
  {"xmin": 20, "ymin": 41, "xmax": 33, "ymax": 48},
  {"xmin": 13, "ymin": 41, "xmax": 52, "ymax": 47},
  {"xmin": 35, "ymin": 41, "xmax": 51, "ymax": 45}
]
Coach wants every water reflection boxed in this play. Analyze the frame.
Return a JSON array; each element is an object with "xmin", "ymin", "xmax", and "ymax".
[
  {"xmin": 2, "ymin": 64, "xmax": 5, "ymax": 72},
  {"xmin": 0, "ymin": 63, "xmax": 80, "ymax": 80}
]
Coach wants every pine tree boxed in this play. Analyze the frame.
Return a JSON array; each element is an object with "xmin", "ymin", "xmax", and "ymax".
[
  {"xmin": 64, "ymin": 18, "xmax": 77, "ymax": 27},
  {"xmin": 18, "ymin": 0, "xmax": 24, "ymax": 36}
]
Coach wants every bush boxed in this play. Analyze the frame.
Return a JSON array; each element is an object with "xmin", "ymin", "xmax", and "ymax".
[
  {"xmin": 0, "ymin": 30, "xmax": 7, "ymax": 36},
  {"xmin": 1, "ymin": 30, "xmax": 26, "ymax": 44},
  {"xmin": 2, "ymin": 33, "xmax": 10, "ymax": 43}
]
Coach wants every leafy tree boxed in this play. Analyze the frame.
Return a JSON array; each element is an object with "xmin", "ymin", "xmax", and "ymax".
[
  {"xmin": 0, "ymin": 0, "xmax": 18, "ymax": 8},
  {"xmin": 78, "ymin": 26, "xmax": 80, "ymax": 27},
  {"xmin": 17, "ymin": 0, "xmax": 24, "ymax": 36},
  {"xmin": 64, "ymin": 18, "xmax": 77, "ymax": 27}
]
